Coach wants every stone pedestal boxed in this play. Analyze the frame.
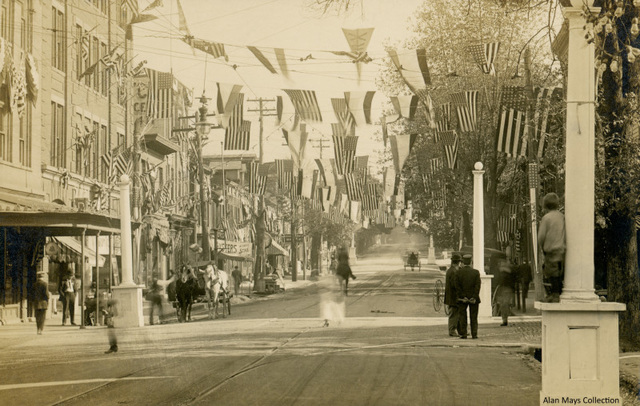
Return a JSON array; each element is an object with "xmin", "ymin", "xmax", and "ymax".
[
  {"xmin": 535, "ymin": 302, "xmax": 625, "ymax": 403},
  {"xmin": 111, "ymin": 285, "xmax": 145, "ymax": 328},
  {"xmin": 427, "ymin": 235, "xmax": 436, "ymax": 265}
]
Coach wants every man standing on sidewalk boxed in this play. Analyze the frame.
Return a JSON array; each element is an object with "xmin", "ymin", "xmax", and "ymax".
[
  {"xmin": 444, "ymin": 253, "xmax": 462, "ymax": 337},
  {"xmin": 455, "ymin": 254, "xmax": 481, "ymax": 339},
  {"xmin": 232, "ymin": 266, "xmax": 242, "ymax": 296}
]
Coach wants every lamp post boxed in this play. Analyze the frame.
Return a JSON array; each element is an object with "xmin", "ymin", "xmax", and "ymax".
[{"xmin": 195, "ymin": 93, "xmax": 213, "ymax": 263}]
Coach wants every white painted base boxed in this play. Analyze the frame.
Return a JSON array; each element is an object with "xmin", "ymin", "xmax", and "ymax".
[
  {"xmin": 535, "ymin": 301, "xmax": 626, "ymax": 404},
  {"xmin": 349, "ymin": 247, "xmax": 357, "ymax": 264},
  {"xmin": 111, "ymin": 285, "xmax": 145, "ymax": 328},
  {"xmin": 478, "ymin": 275, "xmax": 494, "ymax": 319}
]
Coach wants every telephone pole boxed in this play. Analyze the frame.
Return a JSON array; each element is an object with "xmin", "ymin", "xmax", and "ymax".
[
  {"xmin": 308, "ymin": 137, "xmax": 331, "ymax": 159},
  {"xmin": 247, "ymin": 98, "xmax": 277, "ymax": 292}
]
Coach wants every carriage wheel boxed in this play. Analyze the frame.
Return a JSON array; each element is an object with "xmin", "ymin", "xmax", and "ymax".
[{"xmin": 433, "ymin": 279, "xmax": 444, "ymax": 312}]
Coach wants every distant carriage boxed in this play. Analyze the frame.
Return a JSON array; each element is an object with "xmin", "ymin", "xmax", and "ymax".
[{"xmin": 403, "ymin": 251, "xmax": 421, "ymax": 271}]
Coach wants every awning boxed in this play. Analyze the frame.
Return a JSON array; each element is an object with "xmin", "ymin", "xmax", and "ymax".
[
  {"xmin": 217, "ymin": 251, "xmax": 254, "ymax": 262},
  {"xmin": 266, "ymin": 239, "xmax": 289, "ymax": 257},
  {"xmin": 54, "ymin": 236, "xmax": 105, "ymax": 267}
]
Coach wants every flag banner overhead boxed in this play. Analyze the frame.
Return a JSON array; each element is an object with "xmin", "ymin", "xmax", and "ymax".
[
  {"xmin": 146, "ymin": 69, "xmax": 175, "ymax": 119},
  {"xmin": 451, "ymin": 90, "xmax": 478, "ymax": 132},
  {"xmin": 496, "ymin": 108, "xmax": 528, "ymax": 157},
  {"xmin": 388, "ymin": 134, "xmax": 418, "ymax": 174},
  {"xmin": 284, "ymin": 89, "xmax": 323, "ymax": 122},
  {"xmin": 442, "ymin": 133, "xmax": 459, "ymax": 170},
  {"xmin": 216, "ymin": 82, "xmax": 243, "ymax": 127},
  {"xmin": 315, "ymin": 158, "xmax": 337, "ymax": 189},
  {"xmin": 247, "ymin": 46, "xmax": 289, "ymax": 77},
  {"xmin": 434, "ymin": 129, "xmax": 456, "ymax": 145},
  {"xmin": 276, "ymin": 159, "xmax": 294, "ymax": 191},
  {"xmin": 354, "ymin": 155, "xmax": 369, "ymax": 180},
  {"xmin": 331, "ymin": 98, "xmax": 356, "ymax": 133},
  {"xmin": 301, "ymin": 169, "xmax": 319, "ymax": 199},
  {"xmin": 333, "ymin": 135, "xmax": 358, "ymax": 175},
  {"xmin": 224, "ymin": 93, "xmax": 251, "ymax": 150},
  {"xmin": 249, "ymin": 162, "xmax": 267, "ymax": 195},
  {"xmin": 344, "ymin": 91, "xmax": 375, "ymax": 126},
  {"xmin": 390, "ymin": 95, "xmax": 419, "ymax": 121},
  {"xmin": 468, "ymin": 42, "xmax": 500, "ymax": 75},
  {"xmin": 342, "ymin": 28, "xmax": 375, "ymax": 54},
  {"xmin": 182, "ymin": 36, "xmax": 228, "ymax": 61},
  {"xmin": 345, "ymin": 173, "xmax": 365, "ymax": 202},
  {"xmin": 331, "ymin": 122, "xmax": 354, "ymax": 137},
  {"xmin": 282, "ymin": 123, "xmax": 309, "ymax": 169},
  {"xmin": 531, "ymin": 87, "xmax": 562, "ymax": 159},
  {"xmin": 387, "ymin": 48, "xmax": 431, "ymax": 89},
  {"xmin": 551, "ymin": 21, "xmax": 569, "ymax": 66}
]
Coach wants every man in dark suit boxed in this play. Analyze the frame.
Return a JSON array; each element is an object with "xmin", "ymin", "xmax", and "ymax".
[
  {"xmin": 455, "ymin": 254, "xmax": 481, "ymax": 339},
  {"xmin": 444, "ymin": 253, "xmax": 462, "ymax": 337}
]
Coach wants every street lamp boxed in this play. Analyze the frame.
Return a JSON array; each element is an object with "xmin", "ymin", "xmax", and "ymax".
[{"xmin": 195, "ymin": 92, "xmax": 214, "ymax": 263}]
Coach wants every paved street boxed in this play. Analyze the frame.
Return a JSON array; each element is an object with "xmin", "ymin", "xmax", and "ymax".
[{"xmin": 0, "ymin": 241, "xmax": 544, "ymax": 406}]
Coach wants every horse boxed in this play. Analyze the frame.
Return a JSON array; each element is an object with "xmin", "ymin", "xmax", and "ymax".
[
  {"xmin": 200, "ymin": 265, "xmax": 231, "ymax": 319},
  {"xmin": 175, "ymin": 267, "xmax": 198, "ymax": 322}
]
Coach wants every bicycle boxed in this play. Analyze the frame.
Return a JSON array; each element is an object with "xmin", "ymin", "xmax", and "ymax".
[{"xmin": 432, "ymin": 279, "xmax": 451, "ymax": 315}]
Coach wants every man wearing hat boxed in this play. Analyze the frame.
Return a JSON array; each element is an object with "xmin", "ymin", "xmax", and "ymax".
[
  {"xmin": 455, "ymin": 254, "xmax": 481, "ymax": 339},
  {"xmin": 444, "ymin": 253, "xmax": 462, "ymax": 337},
  {"xmin": 34, "ymin": 271, "xmax": 49, "ymax": 335}
]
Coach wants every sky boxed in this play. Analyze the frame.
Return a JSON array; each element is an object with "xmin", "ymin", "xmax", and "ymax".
[{"xmin": 133, "ymin": 0, "xmax": 425, "ymax": 172}]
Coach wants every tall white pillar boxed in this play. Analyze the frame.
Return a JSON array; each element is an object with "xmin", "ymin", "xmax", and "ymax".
[
  {"xmin": 119, "ymin": 175, "xmax": 134, "ymax": 286},
  {"xmin": 561, "ymin": 8, "xmax": 599, "ymax": 303},
  {"xmin": 472, "ymin": 162, "xmax": 492, "ymax": 318},
  {"xmin": 111, "ymin": 175, "xmax": 144, "ymax": 327},
  {"xmin": 536, "ymin": 3, "xmax": 624, "ymax": 403}
]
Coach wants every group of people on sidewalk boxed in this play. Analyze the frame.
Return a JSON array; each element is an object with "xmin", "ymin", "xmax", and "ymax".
[{"xmin": 443, "ymin": 192, "xmax": 567, "ymax": 338}]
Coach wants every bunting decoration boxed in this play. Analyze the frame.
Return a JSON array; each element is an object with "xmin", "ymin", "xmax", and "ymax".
[
  {"xmin": 216, "ymin": 82, "xmax": 243, "ymax": 128},
  {"xmin": 124, "ymin": 0, "xmax": 139, "ymax": 16},
  {"xmin": 248, "ymin": 46, "xmax": 289, "ymax": 77},
  {"xmin": 113, "ymin": 147, "xmax": 133, "ymax": 180},
  {"xmin": 301, "ymin": 169, "xmax": 319, "ymax": 199},
  {"xmin": 25, "ymin": 53, "xmax": 39, "ymax": 104},
  {"xmin": 434, "ymin": 129, "xmax": 456, "ymax": 144},
  {"xmin": 331, "ymin": 98, "xmax": 356, "ymax": 133},
  {"xmin": 451, "ymin": 90, "xmax": 478, "ymax": 132},
  {"xmin": 249, "ymin": 162, "xmax": 268, "ymax": 195},
  {"xmin": 551, "ymin": 21, "xmax": 569, "ymax": 66},
  {"xmin": 390, "ymin": 95, "xmax": 419, "ymax": 121},
  {"xmin": 315, "ymin": 158, "xmax": 338, "ymax": 190},
  {"xmin": 333, "ymin": 135, "xmax": 358, "ymax": 175},
  {"xmin": 344, "ymin": 91, "xmax": 375, "ymax": 126},
  {"xmin": 176, "ymin": 0, "xmax": 191, "ymax": 36},
  {"xmin": 11, "ymin": 60, "xmax": 27, "ymax": 118},
  {"xmin": 388, "ymin": 134, "xmax": 418, "ymax": 174},
  {"xmin": 275, "ymin": 159, "xmax": 294, "ymax": 191},
  {"xmin": 182, "ymin": 36, "xmax": 228, "ymax": 61},
  {"xmin": 468, "ymin": 42, "xmax": 500, "ymax": 75},
  {"xmin": 282, "ymin": 123, "xmax": 309, "ymax": 168},
  {"xmin": 283, "ymin": 89, "xmax": 323, "ymax": 122},
  {"xmin": 497, "ymin": 204, "xmax": 518, "ymax": 243},
  {"xmin": 142, "ymin": 0, "xmax": 163, "ymax": 13},
  {"xmin": 387, "ymin": 48, "xmax": 431, "ymax": 89}
]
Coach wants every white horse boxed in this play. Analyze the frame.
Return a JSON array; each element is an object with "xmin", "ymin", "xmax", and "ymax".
[{"xmin": 201, "ymin": 265, "xmax": 230, "ymax": 319}]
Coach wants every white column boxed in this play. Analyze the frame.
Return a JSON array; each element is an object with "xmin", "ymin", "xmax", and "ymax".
[
  {"xmin": 112, "ymin": 174, "xmax": 144, "ymax": 327},
  {"xmin": 119, "ymin": 175, "xmax": 134, "ymax": 286},
  {"xmin": 561, "ymin": 8, "xmax": 599, "ymax": 302},
  {"xmin": 472, "ymin": 162, "xmax": 492, "ymax": 318},
  {"xmin": 427, "ymin": 235, "xmax": 436, "ymax": 265}
]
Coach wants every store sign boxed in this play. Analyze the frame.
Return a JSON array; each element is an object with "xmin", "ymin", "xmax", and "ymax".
[{"xmin": 216, "ymin": 240, "xmax": 253, "ymax": 258}]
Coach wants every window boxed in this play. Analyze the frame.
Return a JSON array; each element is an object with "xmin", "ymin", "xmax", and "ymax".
[
  {"xmin": 15, "ymin": 2, "xmax": 23, "ymax": 50},
  {"xmin": 50, "ymin": 102, "xmax": 65, "ymax": 167},
  {"xmin": 51, "ymin": 7, "xmax": 65, "ymax": 72},
  {"xmin": 1, "ymin": 0, "xmax": 8, "ymax": 40},
  {"xmin": 91, "ymin": 120, "xmax": 99, "ymax": 178},
  {"xmin": 84, "ymin": 35, "xmax": 91, "ymax": 86},
  {"xmin": 118, "ymin": 132, "xmax": 125, "ymax": 147},
  {"xmin": 101, "ymin": 42, "xmax": 108, "ymax": 96},
  {"xmin": 100, "ymin": 124, "xmax": 108, "ymax": 183},
  {"xmin": 0, "ymin": 103, "xmax": 11, "ymax": 163},
  {"xmin": 74, "ymin": 113, "xmax": 83, "ymax": 174},
  {"xmin": 18, "ymin": 104, "xmax": 31, "ymax": 167},
  {"xmin": 92, "ymin": 37, "xmax": 100, "ymax": 91},
  {"xmin": 76, "ymin": 25, "xmax": 83, "ymax": 80}
]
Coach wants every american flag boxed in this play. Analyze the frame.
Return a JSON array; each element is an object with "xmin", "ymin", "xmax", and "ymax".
[
  {"xmin": 344, "ymin": 172, "xmax": 365, "ymax": 201},
  {"xmin": 159, "ymin": 181, "xmax": 173, "ymax": 207},
  {"xmin": 354, "ymin": 155, "xmax": 368, "ymax": 180},
  {"xmin": 113, "ymin": 147, "xmax": 132, "ymax": 180},
  {"xmin": 362, "ymin": 183, "xmax": 379, "ymax": 211},
  {"xmin": 284, "ymin": 89, "xmax": 323, "ymax": 122},
  {"xmin": 551, "ymin": 22, "xmax": 569, "ymax": 65},
  {"xmin": 276, "ymin": 159, "xmax": 293, "ymax": 191},
  {"xmin": 333, "ymin": 135, "xmax": 358, "ymax": 175},
  {"xmin": 468, "ymin": 42, "xmax": 500, "ymax": 75},
  {"xmin": 496, "ymin": 86, "xmax": 528, "ymax": 158},
  {"xmin": 440, "ymin": 102, "xmax": 452, "ymax": 129},
  {"xmin": 451, "ymin": 91, "xmax": 478, "ymax": 132},
  {"xmin": 331, "ymin": 98, "xmax": 355, "ymax": 133},
  {"xmin": 532, "ymin": 87, "xmax": 562, "ymax": 159},
  {"xmin": 249, "ymin": 162, "xmax": 267, "ymax": 195},
  {"xmin": 224, "ymin": 93, "xmax": 250, "ymax": 150},
  {"xmin": 146, "ymin": 69, "xmax": 175, "ymax": 119},
  {"xmin": 442, "ymin": 133, "xmax": 459, "ymax": 170},
  {"xmin": 184, "ymin": 37, "xmax": 228, "ymax": 60},
  {"xmin": 434, "ymin": 130, "xmax": 457, "ymax": 145}
]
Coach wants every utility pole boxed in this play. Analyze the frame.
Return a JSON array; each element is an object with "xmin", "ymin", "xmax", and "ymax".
[
  {"xmin": 247, "ymin": 98, "xmax": 277, "ymax": 292},
  {"xmin": 524, "ymin": 47, "xmax": 544, "ymax": 302}
]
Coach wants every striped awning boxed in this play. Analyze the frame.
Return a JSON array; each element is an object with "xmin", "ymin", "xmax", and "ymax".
[{"xmin": 266, "ymin": 239, "xmax": 289, "ymax": 257}]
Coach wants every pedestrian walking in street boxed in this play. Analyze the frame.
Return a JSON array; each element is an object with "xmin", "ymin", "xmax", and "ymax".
[
  {"xmin": 148, "ymin": 279, "xmax": 163, "ymax": 325},
  {"xmin": 538, "ymin": 192, "xmax": 566, "ymax": 303},
  {"xmin": 232, "ymin": 266, "xmax": 242, "ymax": 296},
  {"xmin": 444, "ymin": 253, "xmax": 462, "ymax": 337},
  {"xmin": 455, "ymin": 254, "xmax": 481, "ymax": 339},
  {"xmin": 336, "ymin": 246, "xmax": 356, "ymax": 296},
  {"xmin": 34, "ymin": 271, "xmax": 49, "ymax": 335},
  {"xmin": 329, "ymin": 255, "xmax": 337, "ymax": 275},
  {"xmin": 58, "ymin": 267, "xmax": 76, "ymax": 326},
  {"xmin": 496, "ymin": 259, "xmax": 516, "ymax": 326},
  {"xmin": 103, "ymin": 299, "xmax": 118, "ymax": 354}
]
